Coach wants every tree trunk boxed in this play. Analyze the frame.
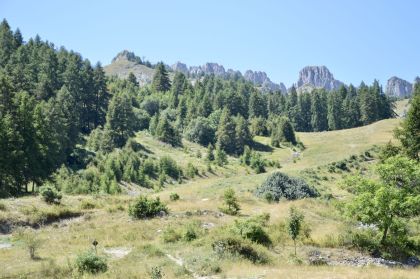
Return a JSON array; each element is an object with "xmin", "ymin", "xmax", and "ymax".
[
  {"xmin": 294, "ymin": 239, "xmax": 296, "ymax": 256},
  {"xmin": 381, "ymin": 224, "xmax": 389, "ymax": 244}
]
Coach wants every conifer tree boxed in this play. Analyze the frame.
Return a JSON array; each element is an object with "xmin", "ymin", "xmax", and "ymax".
[
  {"xmin": 215, "ymin": 108, "xmax": 236, "ymax": 154},
  {"xmin": 152, "ymin": 62, "xmax": 171, "ymax": 92}
]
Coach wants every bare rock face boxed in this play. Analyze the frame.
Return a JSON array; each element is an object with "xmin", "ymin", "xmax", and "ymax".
[
  {"xmin": 414, "ymin": 76, "xmax": 420, "ymax": 86},
  {"xmin": 111, "ymin": 50, "xmax": 142, "ymax": 64},
  {"xmin": 243, "ymin": 70, "xmax": 286, "ymax": 93},
  {"xmin": 188, "ymin": 63, "xmax": 226, "ymax": 77},
  {"xmin": 296, "ymin": 66, "xmax": 344, "ymax": 92},
  {"xmin": 385, "ymin": 76, "xmax": 412, "ymax": 98},
  {"xmin": 171, "ymin": 62, "xmax": 188, "ymax": 74}
]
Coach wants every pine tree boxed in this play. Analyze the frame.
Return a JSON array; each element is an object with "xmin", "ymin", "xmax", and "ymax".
[
  {"xmin": 248, "ymin": 91, "xmax": 267, "ymax": 118},
  {"xmin": 234, "ymin": 115, "xmax": 251, "ymax": 155},
  {"xmin": 310, "ymin": 90, "xmax": 328, "ymax": 131},
  {"xmin": 215, "ymin": 108, "xmax": 236, "ymax": 154},
  {"xmin": 127, "ymin": 72, "xmax": 138, "ymax": 86},
  {"xmin": 395, "ymin": 83, "xmax": 420, "ymax": 160},
  {"xmin": 152, "ymin": 62, "xmax": 171, "ymax": 92},
  {"xmin": 105, "ymin": 93, "xmax": 136, "ymax": 148},
  {"xmin": 155, "ymin": 114, "xmax": 182, "ymax": 146}
]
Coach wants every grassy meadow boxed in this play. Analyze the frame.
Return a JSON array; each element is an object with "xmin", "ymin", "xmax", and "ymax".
[{"xmin": 1, "ymin": 103, "xmax": 418, "ymax": 279}]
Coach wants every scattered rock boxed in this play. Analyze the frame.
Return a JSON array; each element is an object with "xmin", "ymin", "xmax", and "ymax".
[
  {"xmin": 104, "ymin": 247, "xmax": 132, "ymax": 259},
  {"xmin": 201, "ymin": 222, "xmax": 215, "ymax": 229},
  {"xmin": 0, "ymin": 242, "xmax": 12, "ymax": 249},
  {"xmin": 307, "ymin": 250, "xmax": 328, "ymax": 266},
  {"xmin": 406, "ymin": 256, "xmax": 420, "ymax": 268}
]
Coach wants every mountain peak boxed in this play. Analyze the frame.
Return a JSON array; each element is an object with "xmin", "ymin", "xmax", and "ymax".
[
  {"xmin": 386, "ymin": 76, "xmax": 412, "ymax": 97},
  {"xmin": 296, "ymin": 65, "xmax": 343, "ymax": 92},
  {"xmin": 112, "ymin": 50, "xmax": 142, "ymax": 64}
]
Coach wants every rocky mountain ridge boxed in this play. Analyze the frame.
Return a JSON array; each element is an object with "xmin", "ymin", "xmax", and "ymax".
[
  {"xmin": 385, "ymin": 76, "xmax": 412, "ymax": 98},
  {"xmin": 105, "ymin": 50, "xmax": 417, "ymax": 96}
]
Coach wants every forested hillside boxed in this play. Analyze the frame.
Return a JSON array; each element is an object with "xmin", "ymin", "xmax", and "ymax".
[{"xmin": 0, "ymin": 19, "xmax": 397, "ymax": 197}]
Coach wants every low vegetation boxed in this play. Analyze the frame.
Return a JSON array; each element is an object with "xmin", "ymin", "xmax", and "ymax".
[{"xmin": 255, "ymin": 171, "xmax": 319, "ymax": 202}]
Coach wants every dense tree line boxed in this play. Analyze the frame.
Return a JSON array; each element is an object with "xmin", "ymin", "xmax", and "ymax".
[
  {"xmin": 0, "ymin": 20, "xmax": 109, "ymax": 196},
  {"xmin": 0, "ymin": 19, "xmax": 396, "ymax": 196}
]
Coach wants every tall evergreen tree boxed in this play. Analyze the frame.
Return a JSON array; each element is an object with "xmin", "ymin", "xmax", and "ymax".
[
  {"xmin": 216, "ymin": 108, "xmax": 236, "ymax": 154},
  {"xmin": 395, "ymin": 83, "xmax": 420, "ymax": 160},
  {"xmin": 152, "ymin": 62, "xmax": 171, "ymax": 92},
  {"xmin": 105, "ymin": 93, "xmax": 136, "ymax": 147}
]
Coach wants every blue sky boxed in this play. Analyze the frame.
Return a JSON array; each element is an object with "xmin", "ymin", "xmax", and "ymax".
[{"xmin": 2, "ymin": 0, "xmax": 419, "ymax": 87}]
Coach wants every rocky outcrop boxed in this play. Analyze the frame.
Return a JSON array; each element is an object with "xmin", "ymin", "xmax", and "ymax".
[
  {"xmin": 171, "ymin": 62, "xmax": 188, "ymax": 75},
  {"xmin": 109, "ymin": 50, "xmax": 288, "ymax": 93},
  {"xmin": 111, "ymin": 50, "xmax": 142, "ymax": 64},
  {"xmin": 414, "ymin": 76, "xmax": 420, "ymax": 86},
  {"xmin": 296, "ymin": 66, "xmax": 344, "ymax": 92},
  {"xmin": 244, "ymin": 70, "xmax": 287, "ymax": 93},
  {"xmin": 385, "ymin": 76, "xmax": 412, "ymax": 98},
  {"xmin": 188, "ymin": 62, "xmax": 226, "ymax": 77}
]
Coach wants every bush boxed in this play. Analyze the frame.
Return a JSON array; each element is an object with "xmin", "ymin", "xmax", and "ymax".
[
  {"xmin": 159, "ymin": 156, "xmax": 180, "ymax": 179},
  {"xmin": 39, "ymin": 185, "xmax": 62, "ymax": 204},
  {"xmin": 75, "ymin": 251, "xmax": 108, "ymax": 274},
  {"xmin": 169, "ymin": 192, "xmax": 180, "ymax": 201},
  {"xmin": 16, "ymin": 229, "xmax": 43, "ymax": 259},
  {"xmin": 128, "ymin": 196, "xmax": 168, "ymax": 219},
  {"xmin": 212, "ymin": 237, "xmax": 269, "ymax": 264},
  {"xmin": 183, "ymin": 224, "xmax": 198, "ymax": 242},
  {"xmin": 255, "ymin": 172, "xmax": 319, "ymax": 202},
  {"xmin": 250, "ymin": 152, "xmax": 266, "ymax": 174},
  {"xmin": 162, "ymin": 227, "xmax": 181, "ymax": 243},
  {"xmin": 149, "ymin": 266, "xmax": 164, "ymax": 279},
  {"xmin": 80, "ymin": 199, "xmax": 96, "ymax": 210},
  {"xmin": 186, "ymin": 162, "xmax": 198, "ymax": 178},
  {"xmin": 232, "ymin": 218, "xmax": 271, "ymax": 246},
  {"xmin": 184, "ymin": 117, "xmax": 215, "ymax": 146}
]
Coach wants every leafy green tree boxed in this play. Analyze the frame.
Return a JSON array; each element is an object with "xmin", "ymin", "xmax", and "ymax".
[
  {"xmin": 184, "ymin": 117, "xmax": 215, "ymax": 146},
  {"xmin": 395, "ymin": 83, "xmax": 420, "ymax": 160},
  {"xmin": 220, "ymin": 188, "xmax": 240, "ymax": 215},
  {"xmin": 288, "ymin": 206, "xmax": 304, "ymax": 256},
  {"xmin": 152, "ymin": 62, "xmax": 171, "ymax": 92},
  {"xmin": 345, "ymin": 155, "xmax": 420, "ymax": 244}
]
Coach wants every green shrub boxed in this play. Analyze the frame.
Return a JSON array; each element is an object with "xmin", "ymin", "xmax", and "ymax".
[
  {"xmin": 39, "ymin": 185, "xmax": 62, "ymax": 204},
  {"xmin": 186, "ymin": 162, "xmax": 198, "ymax": 178},
  {"xmin": 15, "ymin": 229, "xmax": 43, "ymax": 259},
  {"xmin": 80, "ymin": 199, "xmax": 96, "ymax": 210},
  {"xmin": 250, "ymin": 152, "xmax": 266, "ymax": 174},
  {"xmin": 169, "ymin": 192, "xmax": 180, "ymax": 201},
  {"xmin": 212, "ymin": 237, "xmax": 269, "ymax": 264},
  {"xmin": 232, "ymin": 218, "xmax": 271, "ymax": 246},
  {"xmin": 159, "ymin": 156, "xmax": 180, "ymax": 179},
  {"xmin": 149, "ymin": 266, "xmax": 164, "ymax": 279},
  {"xmin": 75, "ymin": 251, "xmax": 107, "ymax": 274},
  {"xmin": 128, "ymin": 196, "xmax": 168, "ymax": 219},
  {"xmin": 183, "ymin": 224, "xmax": 198, "ymax": 242},
  {"xmin": 255, "ymin": 172, "xmax": 319, "ymax": 202},
  {"xmin": 162, "ymin": 227, "xmax": 181, "ymax": 243},
  {"xmin": 0, "ymin": 202, "xmax": 6, "ymax": 211}
]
